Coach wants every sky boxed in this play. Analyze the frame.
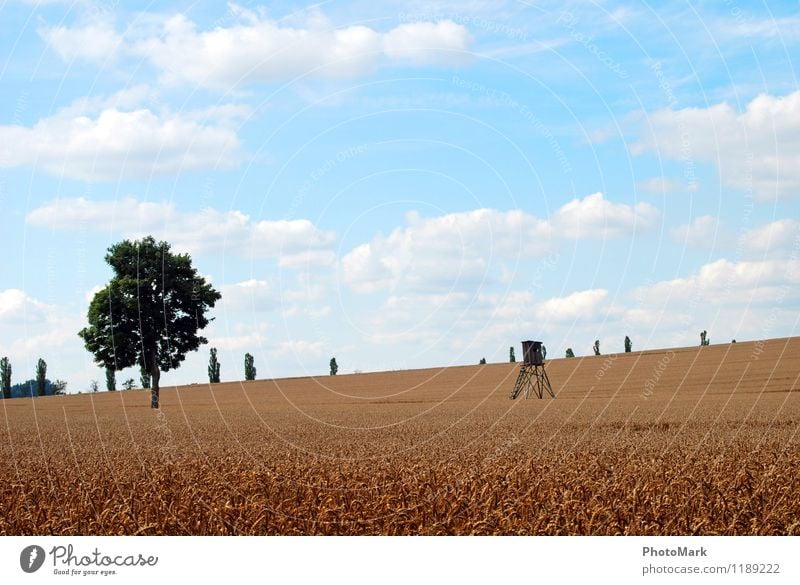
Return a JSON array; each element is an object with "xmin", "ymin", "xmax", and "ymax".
[{"xmin": 0, "ymin": 0, "xmax": 798, "ymax": 393}]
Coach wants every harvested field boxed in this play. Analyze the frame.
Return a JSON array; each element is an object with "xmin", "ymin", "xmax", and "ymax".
[{"xmin": 1, "ymin": 337, "xmax": 799, "ymax": 535}]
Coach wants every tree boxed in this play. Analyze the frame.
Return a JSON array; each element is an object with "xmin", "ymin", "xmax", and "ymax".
[
  {"xmin": 700, "ymin": 330, "xmax": 710, "ymax": 346},
  {"xmin": 509, "ymin": 346, "xmax": 516, "ymax": 363},
  {"xmin": 11, "ymin": 378, "xmax": 51, "ymax": 397},
  {"xmin": 624, "ymin": 335, "xmax": 632, "ymax": 353},
  {"xmin": 79, "ymin": 236, "xmax": 221, "ymax": 409},
  {"xmin": 140, "ymin": 364, "xmax": 151, "ymax": 390},
  {"xmin": 122, "ymin": 378, "xmax": 135, "ymax": 391},
  {"xmin": 106, "ymin": 367, "xmax": 116, "ymax": 392},
  {"xmin": 1, "ymin": 357, "xmax": 10, "ymax": 399},
  {"xmin": 565, "ymin": 348, "xmax": 575, "ymax": 358},
  {"xmin": 329, "ymin": 357, "xmax": 338, "ymax": 376},
  {"xmin": 52, "ymin": 380, "xmax": 68, "ymax": 395},
  {"xmin": 244, "ymin": 353, "xmax": 256, "ymax": 381},
  {"xmin": 479, "ymin": 357, "xmax": 487, "ymax": 364},
  {"xmin": 208, "ymin": 347, "xmax": 221, "ymax": 383},
  {"xmin": 593, "ymin": 340, "xmax": 601, "ymax": 356},
  {"xmin": 89, "ymin": 380, "xmax": 99, "ymax": 393},
  {"xmin": 36, "ymin": 358, "xmax": 47, "ymax": 397}
]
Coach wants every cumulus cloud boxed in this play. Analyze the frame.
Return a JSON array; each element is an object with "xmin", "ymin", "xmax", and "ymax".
[
  {"xmin": 219, "ymin": 279, "xmax": 277, "ymax": 313},
  {"xmin": 0, "ymin": 289, "xmax": 51, "ymax": 324},
  {"xmin": 39, "ymin": 10, "xmax": 471, "ymax": 91},
  {"xmin": 383, "ymin": 20, "xmax": 472, "ymax": 64},
  {"xmin": 551, "ymin": 192, "xmax": 660, "ymax": 239},
  {"xmin": 341, "ymin": 208, "xmax": 552, "ymax": 294},
  {"xmin": 0, "ymin": 107, "xmax": 242, "ymax": 181},
  {"xmin": 633, "ymin": 90, "xmax": 800, "ymax": 200},
  {"xmin": 341, "ymin": 193, "xmax": 658, "ymax": 294},
  {"xmin": 41, "ymin": 17, "xmax": 123, "ymax": 63},
  {"xmin": 26, "ymin": 197, "xmax": 335, "ymax": 265},
  {"xmin": 740, "ymin": 219, "xmax": 800, "ymax": 257},
  {"xmin": 634, "ymin": 258, "xmax": 800, "ymax": 307},
  {"xmin": 670, "ymin": 215, "xmax": 730, "ymax": 249},
  {"xmin": 535, "ymin": 289, "xmax": 610, "ymax": 322}
]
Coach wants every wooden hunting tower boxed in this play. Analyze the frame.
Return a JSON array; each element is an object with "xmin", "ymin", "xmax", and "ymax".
[{"xmin": 510, "ymin": 340, "xmax": 555, "ymax": 399}]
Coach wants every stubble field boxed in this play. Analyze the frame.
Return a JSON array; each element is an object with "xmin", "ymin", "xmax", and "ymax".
[{"xmin": 1, "ymin": 337, "xmax": 798, "ymax": 535}]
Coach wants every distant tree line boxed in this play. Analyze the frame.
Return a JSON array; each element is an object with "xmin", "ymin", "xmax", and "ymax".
[{"xmin": 0, "ymin": 356, "xmax": 67, "ymax": 398}]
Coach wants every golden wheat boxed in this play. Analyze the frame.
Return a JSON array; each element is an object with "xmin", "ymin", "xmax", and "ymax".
[{"xmin": 0, "ymin": 338, "xmax": 798, "ymax": 535}]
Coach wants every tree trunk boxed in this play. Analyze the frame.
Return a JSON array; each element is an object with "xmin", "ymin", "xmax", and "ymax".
[{"xmin": 150, "ymin": 365, "xmax": 161, "ymax": 409}]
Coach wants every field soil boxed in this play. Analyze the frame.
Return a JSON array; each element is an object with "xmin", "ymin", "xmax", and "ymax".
[{"xmin": 1, "ymin": 337, "xmax": 798, "ymax": 535}]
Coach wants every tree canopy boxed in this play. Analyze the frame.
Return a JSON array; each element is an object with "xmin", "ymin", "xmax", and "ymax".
[{"xmin": 79, "ymin": 236, "xmax": 221, "ymax": 408}]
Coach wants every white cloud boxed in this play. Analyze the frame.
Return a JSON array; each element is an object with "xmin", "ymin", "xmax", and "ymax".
[
  {"xmin": 0, "ymin": 107, "xmax": 242, "ymax": 181},
  {"xmin": 634, "ymin": 258, "xmax": 800, "ymax": 307},
  {"xmin": 0, "ymin": 289, "xmax": 51, "ymax": 324},
  {"xmin": 26, "ymin": 197, "xmax": 336, "ymax": 265},
  {"xmin": 41, "ymin": 17, "xmax": 123, "ymax": 63},
  {"xmin": 670, "ymin": 215, "xmax": 729, "ymax": 249},
  {"xmin": 633, "ymin": 91, "xmax": 800, "ymax": 200},
  {"xmin": 535, "ymin": 289, "xmax": 610, "ymax": 323},
  {"xmin": 551, "ymin": 192, "xmax": 660, "ymax": 239},
  {"xmin": 341, "ymin": 208, "xmax": 552, "ymax": 294},
  {"xmin": 740, "ymin": 219, "xmax": 800, "ymax": 257},
  {"xmin": 637, "ymin": 176, "xmax": 697, "ymax": 194},
  {"xmin": 383, "ymin": 21, "xmax": 472, "ymax": 64},
  {"xmin": 341, "ymin": 193, "xmax": 658, "ymax": 294},
  {"xmin": 120, "ymin": 12, "xmax": 471, "ymax": 90},
  {"xmin": 219, "ymin": 280, "xmax": 277, "ymax": 313}
]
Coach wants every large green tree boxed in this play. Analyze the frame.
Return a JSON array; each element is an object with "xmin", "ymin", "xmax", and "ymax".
[{"xmin": 79, "ymin": 236, "xmax": 221, "ymax": 409}]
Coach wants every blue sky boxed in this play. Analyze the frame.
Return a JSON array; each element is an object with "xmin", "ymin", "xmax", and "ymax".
[{"xmin": 1, "ymin": 0, "xmax": 798, "ymax": 392}]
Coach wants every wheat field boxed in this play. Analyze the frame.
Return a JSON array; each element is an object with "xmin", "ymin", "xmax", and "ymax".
[{"xmin": 1, "ymin": 337, "xmax": 798, "ymax": 535}]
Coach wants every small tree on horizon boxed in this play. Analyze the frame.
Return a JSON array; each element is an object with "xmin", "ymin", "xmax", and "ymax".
[
  {"xmin": 244, "ymin": 353, "xmax": 256, "ymax": 381},
  {"xmin": 593, "ymin": 340, "xmax": 601, "ymax": 356},
  {"xmin": 36, "ymin": 358, "xmax": 47, "ymax": 397},
  {"xmin": 1, "ymin": 357, "xmax": 11, "ymax": 399},
  {"xmin": 89, "ymin": 380, "xmax": 98, "ymax": 393},
  {"xmin": 700, "ymin": 330, "xmax": 710, "ymax": 346},
  {"xmin": 565, "ymin": 348, "xmax": 575, "ymax": 358},
  {"xmin": 52, "ymin": 380, "xmax": 68, "ymax": 395},
  {"xmin": 122, "ymin": 378, "xmax": 135, "ymax": 391},
  {"xmin": 509, "ymin": 346, "xmax": 516, "ymax": 363},
  {"xmin": 479, "ymin": 357, "xmax": 487, "ymax": 364},
  {"xmin": 329, "ymin": 357, "xmax": 338, "ymax": 376},
  {"xmin": 624, "ymin": 335, "xmax": 632, "ymax": 353},
  {"xmin": 208, "ymin": 348, "xmax": 221, "ymax": 384},
  {"xmin": 106, "ymin": 367, "xmax": 116, "ymax": 392}
]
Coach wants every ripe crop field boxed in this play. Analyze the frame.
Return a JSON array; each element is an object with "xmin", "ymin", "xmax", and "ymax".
[{"xmin": 1, "ymin": 337, "xmax": 798, "ymax": 535}]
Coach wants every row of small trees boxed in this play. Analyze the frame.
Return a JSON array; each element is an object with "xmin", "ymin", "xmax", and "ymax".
[
  {"xmin": 504, "ymin": 330, "xmax": 713, "ymax": 362},
  {"xmin": 205, "ymin": 349, "xmax": 259, "ymax": 384},
  {"xmin": 0, "ymin": 356, "xmax": 67, "ymax": 398}
]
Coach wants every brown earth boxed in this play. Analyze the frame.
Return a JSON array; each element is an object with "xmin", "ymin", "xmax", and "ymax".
[{"xmin": 1, "ymin": 337, "xmax": 798, "ymax": 535}]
